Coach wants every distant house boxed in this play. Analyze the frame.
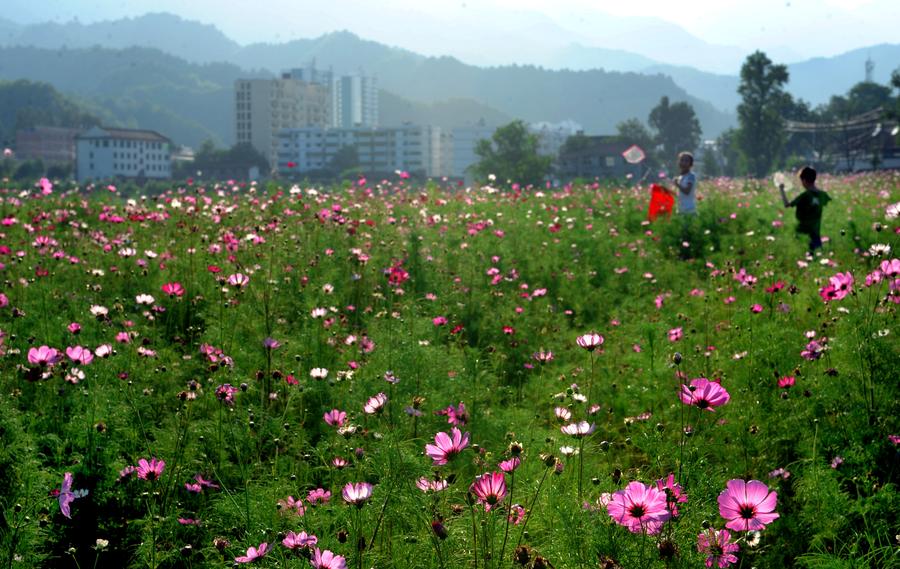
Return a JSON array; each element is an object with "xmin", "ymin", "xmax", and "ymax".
[
  {"xmin": 556, "ymin": 135, "xmax": 642, "ymax": 181},
  {"xmin": 75, "ymin": 127, "xmax": 172, "ymax": 182},
  {"xmin": 15, "ymin": 126, "xmax": 79, "ymax": 165}
]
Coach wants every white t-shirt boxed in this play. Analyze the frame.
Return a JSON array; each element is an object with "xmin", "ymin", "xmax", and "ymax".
[{"xmin": 676, "ymin": 172, "xmax": 697, "ymax": 214}]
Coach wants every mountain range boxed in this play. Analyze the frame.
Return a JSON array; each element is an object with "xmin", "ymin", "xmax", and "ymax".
[{"xmin": 0, "ymin": 13, "xmax": 897, "ymax": 149}]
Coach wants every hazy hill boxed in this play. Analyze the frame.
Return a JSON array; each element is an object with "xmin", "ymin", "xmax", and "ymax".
[
  {"xmin": 0, "ymin": 12, "xmax": 241, "ymax": 63},
  {"xmin": 0, "ymin": 79, "xmax": 101, "ymax": 146},
  {"xmin": 379, "ymin": 91, "xmax": 513, "ymax": 129},
  {"xmin": 2, "ymin": 13, "xmax": 897, "ymax": 116}
]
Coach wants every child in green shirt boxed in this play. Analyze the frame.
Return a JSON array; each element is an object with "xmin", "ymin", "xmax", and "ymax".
[{"xmin": 779, "ymin": 166, "xmax": 831, "ymax": 253}]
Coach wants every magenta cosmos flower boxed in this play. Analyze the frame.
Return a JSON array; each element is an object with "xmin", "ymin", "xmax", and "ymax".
[
  {"xmin": 697, "ymin": 528, "xmax": 740, "ymax": 568},
  {"xmin": 342, "ymin": 482, "xmax": 373, "ymax": 507},
  {"xmin": 576, "ymin": 332, "xmax": 604, "ymax": 351},
  {"xmin": 607, "ymin": 481, "xmax": 671, "ymax": 534},
  {"xmin": 680, "ymin": 378, "xmax": 730, "ymax": 411},
  {"xmin": 425, "ymin": 427, "xmax": 470, "ymax": 465},
  {"xmin": 310, "ymin": 548, "xmax": 347, "ymax": 569},
  {"xmin": 819, "ymin": 271, "xmax": 853, "ymax": 302},
  {"xmin": 235, "ymin": 542, "xmax": 269, "ymax": 563},
  {"xmin": 161, "ymin": 282, "xmax": 185, "ymax": 297},
  {"xmin": 136, "ymin": 457, "xmax": 165, "ymax": 481},
  {"xmin": 323, "ymin": 409, "xmax": 347, "ymax": 427},
  {"xmin": 717, "ymin": 479, "xmax": 779, "ymax": 531},
  {"xmin": 469, "ymin": 471, "xmax": 507, "ymax": 511}
]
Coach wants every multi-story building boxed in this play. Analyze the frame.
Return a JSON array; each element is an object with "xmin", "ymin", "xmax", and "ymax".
[
  {"xmin": 234, "ymin": 76, "xmax": 330, "ymax": 168},
  {"xmin": 75, "ymin": 126, "xmax": 172, "ymax": 182},
  {"xmin": 15, "ymin": 126, "xmax": 80, "ymax": 164},
  {"xmin": 276, "ymin": 125, "xmax": 448, "ymax": 178},
  {"xmin": 450, "ymin": 125, "xmax": 496, "ymax": 183},
  {"xmin": 331, "ymin": 74, "xmax": 379, "ymax": 128}
]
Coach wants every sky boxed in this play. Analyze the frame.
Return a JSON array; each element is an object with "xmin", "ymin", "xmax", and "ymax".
[{"xmin": 4, "ymin": 0, "xmax": 899, "ymax": 72}]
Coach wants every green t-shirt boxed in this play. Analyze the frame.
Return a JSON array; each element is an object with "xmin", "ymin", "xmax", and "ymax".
[{"xmin": 790, "ymin": 188, "xmax": 831, "ymax": 235}]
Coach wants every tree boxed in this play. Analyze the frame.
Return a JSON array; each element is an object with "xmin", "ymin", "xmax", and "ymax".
[
  {"xmin": 647, "ymin": 96, "xmax": 702, "ymax": 162},
  {"xmin": 471, "ymin": 120, "xmax": 552, "ymax": 186},
  {"xmin": 736, "ymin": 51, "xmax": 790, "ymax": 177}
]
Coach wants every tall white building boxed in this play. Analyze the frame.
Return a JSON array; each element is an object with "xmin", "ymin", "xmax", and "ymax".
[
  {"xmin": 277, "ymin": 125, "xmax": 448, "ymax": 178},
  {"xmin": 332, "ymin": 75, "xmax": 379, "ymax": 128},
  {"xmin": 75, "ymin": 127, "xmax": 172, "ymax": 182},
  {"xmin": 234, "ymin": 76, "xmax": 330, "ymax": 168}
]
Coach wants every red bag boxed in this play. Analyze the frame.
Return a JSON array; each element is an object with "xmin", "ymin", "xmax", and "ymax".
[{"xmin": 647, "ymin": 183, "xmax": 674, "ymax": 221}]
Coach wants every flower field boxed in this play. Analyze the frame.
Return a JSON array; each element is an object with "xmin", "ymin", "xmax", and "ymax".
[{"xmin": 1, "ymin": 173, "xmax": 899, "ymax": 568}]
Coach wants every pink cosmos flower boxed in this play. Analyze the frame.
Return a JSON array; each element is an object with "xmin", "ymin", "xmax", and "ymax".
[
  {"xmin": 436, "ymin": 402, "xmax": 469, "ymax": 426},
  {"xmin": 469, "ymin": 471, "xmax": 507, "ymax": 511},
  {"xmin": 416, "ymin": 477, "xmax": 449, "ymax": 493},
  {"xmin": 819, "ymin": 271, "xmax": 853, "ymax": 302},
  {"xmin": 655, "ymin": 473, "xmax": 687, "ymax": 516},
  {"xmin": 57, "ymin": 472, "xmax": 88, "ymax": 519},
  {"xmin": 717, "ymin": 479, "xmax": 779, "ymax": 531},
  {"xmin": 136, "ymin": 458, "xmax": 165, "ymax": 481},
  {"xmin": 432, "ymin": 316, "xmax": 448, "ymax": 326},
  {"xmin": 342, "ymin": 482, "xmax": 373, "ymax": 506},
  {"xmin": 425, "ymin": 427, "xmax": 470, "ymax": 465},
  {"xmin": 283, "ymin": 531, "xmax": 317, "ymax": 550},
  {"xmin": 235, "ymin": 543, "xmax": 269, "ymax": 563},
  {"xmin": 554, "ymin": 407, "xmax": 572, "ymax": 422},
  {"xmin": 28, "ymin": 345, "xmax": 62, "ymax": 366},
  {"xmin": 680, "ymin": 378, "xmax": 730, "ymax": 411},
  {"xmin": 576, "ymin": 332, "xmax": 604, "ymax": 351},
  {"xmin": 800, "ymin": 340, "xmax": 826, "ymax": 360},
  {"xmin": 607, "ymin": 481, "xmax": 671, "ymax": 534},
  {"xmin": 697, "ymin": 528, "xmax": 740, "ymax": 568},
  {"xmin": 561, "ymin": 421, "xmax": 596, "ymax": 438},
  {"xmin": 310, "ymin": 548, "xmax": 347, "ymax": 569},
  {"xmin": 499, "ymin": 456, "xmax": 521, "ymax": 472},
  {"xmin": 278, "ymin": 495, "xmax": 306, "ymax": 516},
  {"xmin": 161, "ymin": 282, "xmax": 185, "ymax": 297},
  {"xmin": 668, "ymin": 327, "xmax": 683, "ymax": 342},
  {"xmin": 227, "ymin": 273, "xmax": 250, "ymax": 288},
  {"xmin": 363, "ymin": 392, "xmax": 388, "ymax": 414},
  {"xmin": 66, "ymin": 345, "xmax": 94, "ymax": 366},
  {"xmin": 323, "ymin": 409, "xmax": 347, "ymax": 427},
  {"xmin": 307, "ymin": 488, "xmax": 331, "ymax": 505}
]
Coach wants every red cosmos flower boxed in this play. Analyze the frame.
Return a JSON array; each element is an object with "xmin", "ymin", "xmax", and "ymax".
[
  {"xmin": 470, "ymin": 472, "xmax": 507, "ymax": 511},
  {"xmin": 161, "ymin": 282, "xmax": 185, "ymax": 297},
  {"xmin": 717, "ymin": 479, "xmax": 779, "ymax": 531},
  {"xmin": 425, "ymin": 427, "xmax": 470, "ymax": 465}
]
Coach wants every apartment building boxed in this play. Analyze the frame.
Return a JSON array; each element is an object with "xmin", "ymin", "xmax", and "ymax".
[
  {"xmin": 234, "ymin": 76, "xmax": 330, "ymax": 167},
  {"xmin": 75, "ymin": 126, "xmax": 172, "ymax": 182},
  {"xmin": 276, "ymin": 125, "xmax": 448, "ymax": 178}
]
